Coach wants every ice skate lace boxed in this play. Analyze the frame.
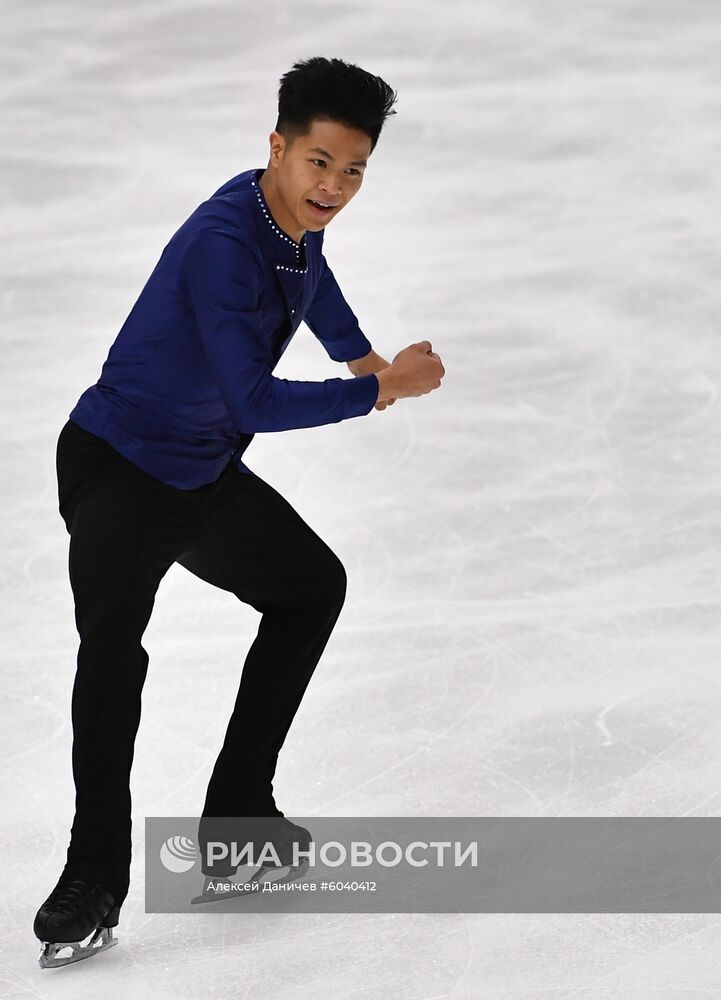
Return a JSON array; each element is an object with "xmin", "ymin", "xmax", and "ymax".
[{"xmin": 45, "ymin": 878, "xmax": 103, "ymax": 914}]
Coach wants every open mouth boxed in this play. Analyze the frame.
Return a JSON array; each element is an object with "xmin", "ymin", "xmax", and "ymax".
[{"xmin": 307, "ymin": 200, "xmax": 335, "ymax": 216}]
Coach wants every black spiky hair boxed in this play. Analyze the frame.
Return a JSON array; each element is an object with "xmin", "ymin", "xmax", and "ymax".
[{"xmin": 274, "ymin": 56, "xmax": 398, "ymax": 155}]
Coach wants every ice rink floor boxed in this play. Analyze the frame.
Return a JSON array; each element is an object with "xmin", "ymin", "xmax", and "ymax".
[{"xmin": 2, "ymin": 0, "xmax": 721, "ymax": 996}]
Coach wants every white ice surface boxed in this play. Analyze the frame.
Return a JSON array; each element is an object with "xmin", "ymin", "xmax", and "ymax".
[{"xmin": 2, "ymin": 0, "xmax": 721, "ymax": 996}]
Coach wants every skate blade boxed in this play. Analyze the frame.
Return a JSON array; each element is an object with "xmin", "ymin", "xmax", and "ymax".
[
  {"xmin": 191, "ymin": 858, "xmax": 310, "ymax": 904},
  {"xmin": 38, "ymin": 926, "xmax": 118, "ymax": 969}
]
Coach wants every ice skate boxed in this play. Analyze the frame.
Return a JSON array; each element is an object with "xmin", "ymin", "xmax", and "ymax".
[
  {"xmin": 192, "ymin": 817, "xmax": 312, "ymax": 904},
  {"xmin": 34, "ymin": 875, "xmax": 119, "ymax": 969}
]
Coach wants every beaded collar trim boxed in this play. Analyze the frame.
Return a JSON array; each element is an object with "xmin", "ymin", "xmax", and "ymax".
[{"xmin": 251, "ymin": 171, "xmax": 308, "ymax": 275}]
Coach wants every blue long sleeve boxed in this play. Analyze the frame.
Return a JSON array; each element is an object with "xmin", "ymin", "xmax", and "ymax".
[
  {"xmin": 303, "ymin": 252, "xmax": 374, "ymax": 363},
  {"xmin": 68, "ymin": 166, "xmax": 379, "ymax": 489},
  {"xmin": 181, "ymin": 228, "xmax": 379, "ymax": 434}
]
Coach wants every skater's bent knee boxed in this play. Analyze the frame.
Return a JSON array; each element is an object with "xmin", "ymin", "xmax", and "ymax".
[{"xmin": 308, "ymin": 547, "xmax": 347, "ymax": 611}]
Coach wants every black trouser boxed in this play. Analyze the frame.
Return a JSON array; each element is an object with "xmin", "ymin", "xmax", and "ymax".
[{"xmin": 54, "ymin": 418, "xmax": 348, "ymax": 908}]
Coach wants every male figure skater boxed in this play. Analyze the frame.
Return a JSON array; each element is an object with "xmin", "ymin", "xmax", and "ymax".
[{"xmin": 33, "ymin": 55, "xmax": 444, "ymax": 967}]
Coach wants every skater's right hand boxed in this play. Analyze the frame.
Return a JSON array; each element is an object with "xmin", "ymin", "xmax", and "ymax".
[{"xmin": 376, "ymin": 341, "xmax": 445, "ymax": 402}]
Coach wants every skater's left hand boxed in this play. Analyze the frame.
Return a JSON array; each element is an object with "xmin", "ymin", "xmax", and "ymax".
[{"xmin": 372, "ymin": 362, "xmax": 396, "ymax": 409}]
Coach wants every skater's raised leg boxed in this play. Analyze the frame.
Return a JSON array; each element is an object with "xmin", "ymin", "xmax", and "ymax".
[{"xmin": 176, "ymin": 468, "xmax": 347, "ymax": 861}]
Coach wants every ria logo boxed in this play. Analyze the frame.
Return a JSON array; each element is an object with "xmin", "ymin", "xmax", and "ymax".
[{"xmin": 160, "ymin": 835, "xmax": 198, "ymax": 873}]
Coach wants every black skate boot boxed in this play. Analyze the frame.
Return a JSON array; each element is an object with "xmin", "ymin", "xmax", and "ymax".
[
  {"xmin": 192, "ymin": 816, "xmax": 312, "ymax": 904},
  {"xmin": 34, "ymin": 874, "xmax": 120, "ymax": 969}
]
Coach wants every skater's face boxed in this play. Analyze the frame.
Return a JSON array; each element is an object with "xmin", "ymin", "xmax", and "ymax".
[{"xmin": 260, "ymin": 118, "xmax": 371, "ymax": 242}]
